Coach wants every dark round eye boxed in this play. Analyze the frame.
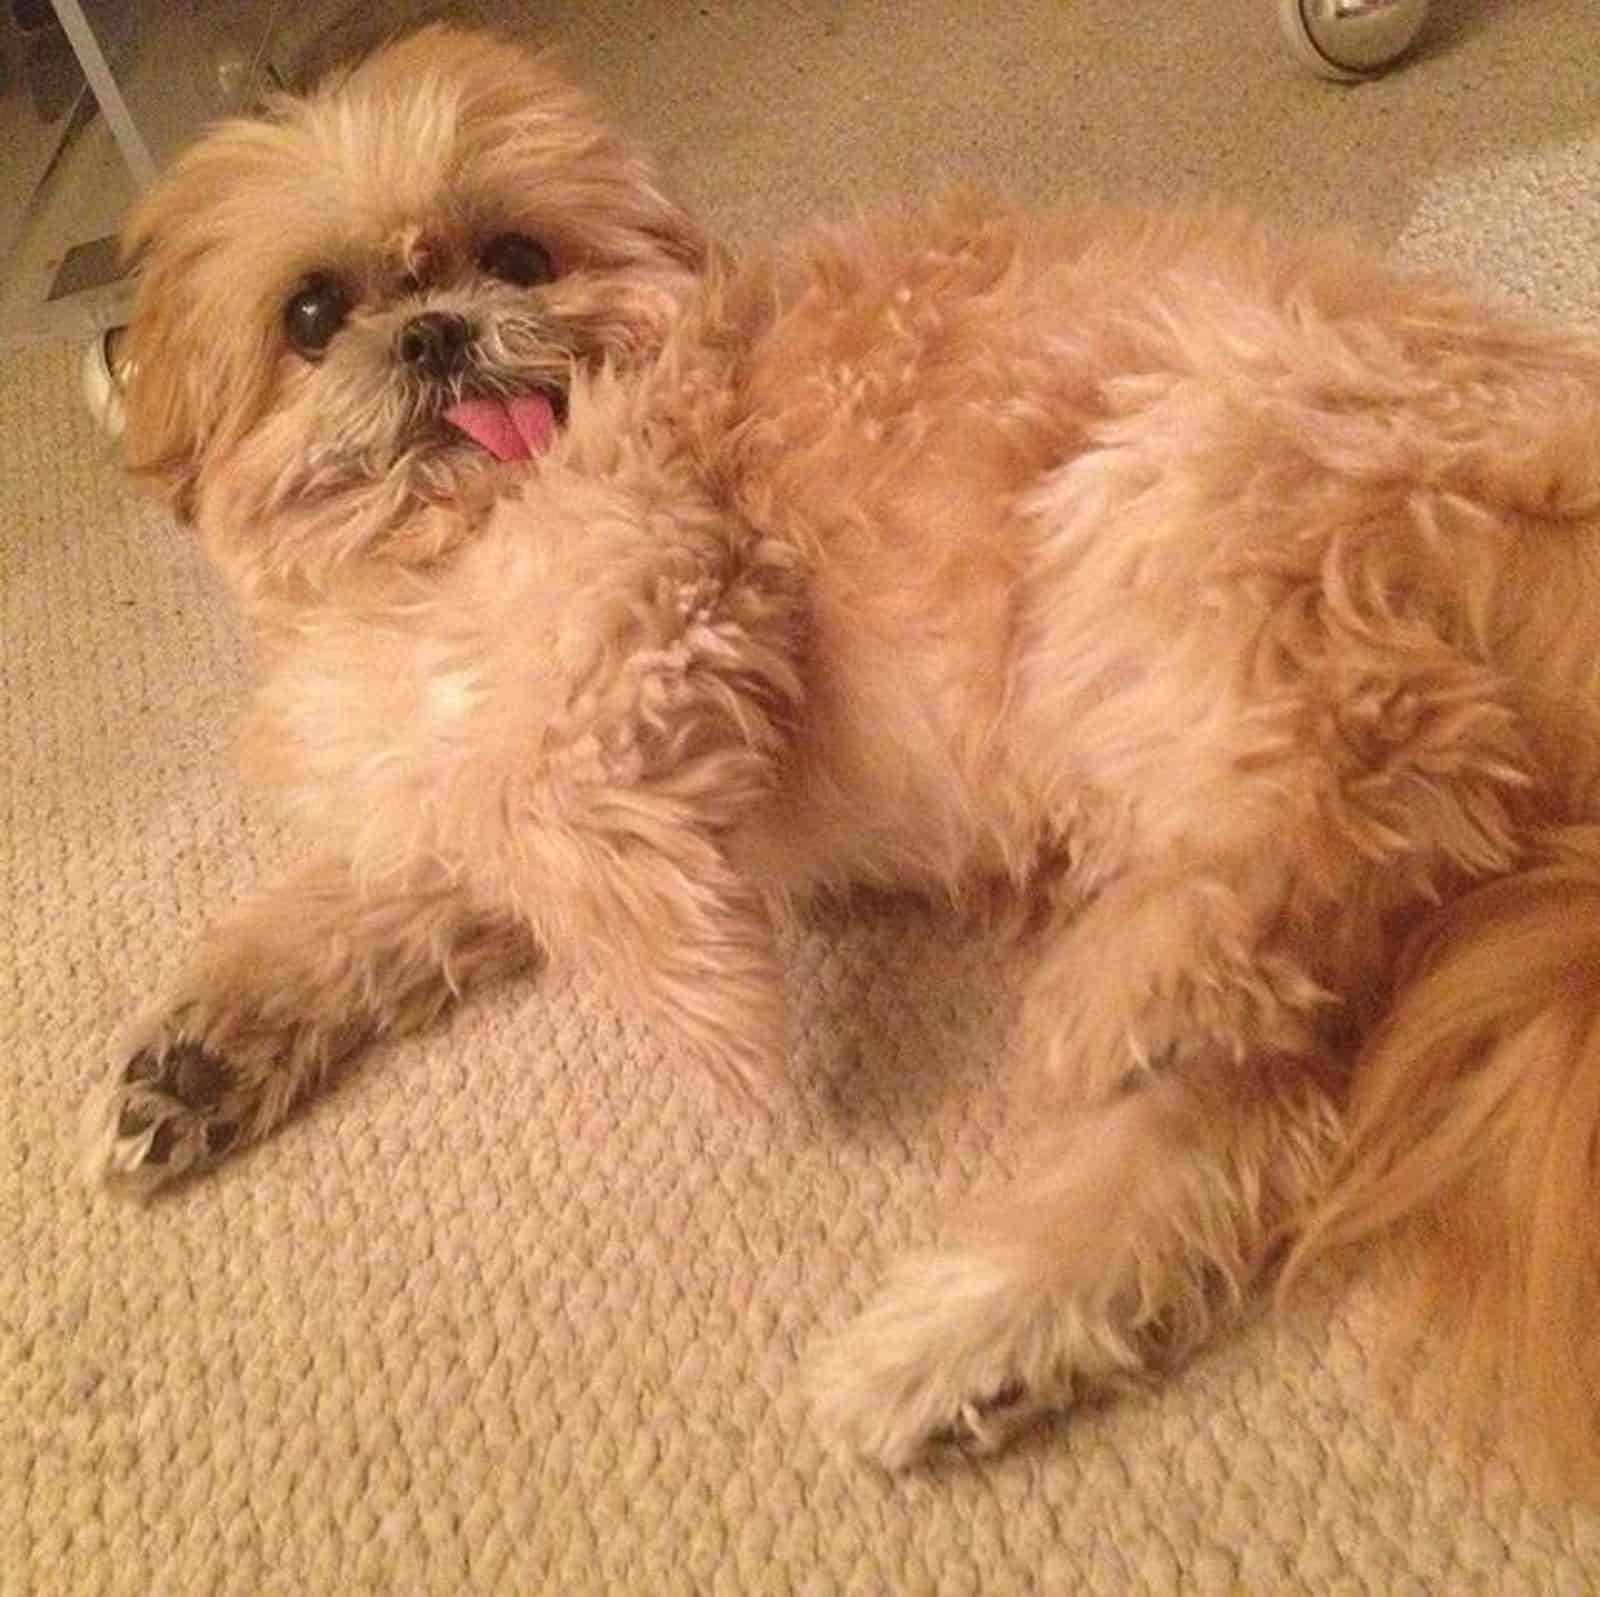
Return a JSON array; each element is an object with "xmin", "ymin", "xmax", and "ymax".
[
  {"xmin": 479, "ymin": 232, "xmax": 554, "ymax": 287},
  {"xmin": 284, "ymin": 275, "xmax": 351, "ymax": 357}
]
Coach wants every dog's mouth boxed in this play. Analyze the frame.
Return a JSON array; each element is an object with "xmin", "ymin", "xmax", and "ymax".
[{"xmin": 441, "ymin": 386, "xmax": 565, "ymax": 462}]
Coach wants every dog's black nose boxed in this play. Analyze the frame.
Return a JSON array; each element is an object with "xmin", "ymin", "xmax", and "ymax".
[{"xmin": 397, "ymin": 311, "xmax": 473, "ymax": 379}]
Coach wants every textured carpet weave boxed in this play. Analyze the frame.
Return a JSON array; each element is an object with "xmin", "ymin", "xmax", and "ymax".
[{"xmin": 6, "ymin": 2, "xmax": 1600, "ymax": 1591}]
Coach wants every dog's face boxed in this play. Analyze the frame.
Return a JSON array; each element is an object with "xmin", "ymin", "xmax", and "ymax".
[{"xmin": 122, "ymin": 27, "xmax": 704, "ymax": 603}]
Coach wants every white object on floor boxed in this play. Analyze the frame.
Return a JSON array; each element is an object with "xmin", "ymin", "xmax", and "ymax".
[
  {"xmin": 80, "ymin": 325, "xmax": 129, "ymax": 437},
  {"xmin": 1280, "ymin": 0, "xmax": 1430, "ymax": 80}
]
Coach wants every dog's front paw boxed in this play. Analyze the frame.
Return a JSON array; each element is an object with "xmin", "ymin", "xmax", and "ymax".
[
  {"xmin": 80, "ymin": 1039, "xmax": 245, "ymax": 1195},
  {"xmin": 806, "ymin": 1249, "xmax": 1075, "ymax": 1469}
]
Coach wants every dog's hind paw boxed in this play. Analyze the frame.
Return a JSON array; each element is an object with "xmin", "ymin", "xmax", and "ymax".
[
  {"xmin": 805, "ymin": 1249, "xmax": 1079, "ymax": 1469},
  {"xmin": 80, "ymin": 1040, "xmax": 243, "ymax": 1195}
]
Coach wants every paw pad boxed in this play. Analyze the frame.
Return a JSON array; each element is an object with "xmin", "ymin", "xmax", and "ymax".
[
  {"xmin": 83, "ymin": 1040, "xmax": 244, "ymax": 1191},
  {"xmin": 125, "ymin": 1040, "xmax": 230, "ymax": 1106}
]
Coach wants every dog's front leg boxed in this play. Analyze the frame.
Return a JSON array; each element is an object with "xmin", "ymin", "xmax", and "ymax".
[
  {"xmin": 502, "ymin": 799, "xmax": 789, "ymax": 1098},
  {"xmin": 473, "ymin": 649, "xmax": 794, "ymax": 1099},
  {"xmin": 449, "ymin": 505, "xmax": 804, "ymax": 1100},
  {"xmin": 82, "ymin": 857, "xmax": 531, "ymax": 1193}
]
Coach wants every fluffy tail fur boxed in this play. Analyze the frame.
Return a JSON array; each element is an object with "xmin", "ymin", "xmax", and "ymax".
[{"xmin": 1290, "ymin": 824, "xmax": 1600, "ymax": 1495}]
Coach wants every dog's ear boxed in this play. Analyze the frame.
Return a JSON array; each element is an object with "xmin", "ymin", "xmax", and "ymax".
[
  {"xmin": 116, "ymin": 133, "xmax": 277, "ymax": 524},
  {"xmin": 118, "ymin": 177, "xmax": 218, "ymax": 523},
  {"xmin": 118, "ymin": 246, "xmax": 202, "ymax": 521}
]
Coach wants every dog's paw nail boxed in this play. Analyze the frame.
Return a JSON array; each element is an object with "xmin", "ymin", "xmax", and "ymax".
[
  {"xmin": 112, "ymin": 1102, "xmax": 182, "ymax": 1165},
  {"xmin": 936, "ymin": 1380, "xmax": 1037, "ymax": 1453},
  {"xmin": 808, "ymin": 1279, "xmax": 1066, "ymax": 1468}
]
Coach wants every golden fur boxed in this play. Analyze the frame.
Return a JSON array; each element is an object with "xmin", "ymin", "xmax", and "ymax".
[{"xmin": 83, "ymin": 26, "xmax": 1600, "ymax": 1492}]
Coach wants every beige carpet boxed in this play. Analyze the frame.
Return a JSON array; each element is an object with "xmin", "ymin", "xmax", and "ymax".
[{"xmin": 7, "ymin": 2, "xmax": 1600, "ymax": 1591}]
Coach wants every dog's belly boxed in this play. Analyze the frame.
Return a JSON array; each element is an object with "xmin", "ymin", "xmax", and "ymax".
[
  {"xmin": 729, "ymin": 597, "xmax": 1034, "ymax": 898},
  {"xmin": 705, "ymin": 208, "xmax": 1124, "ymax": 895},
  {"xmin": 717, "ymin": 441, "xmax": 1065, "ymax": 900}
]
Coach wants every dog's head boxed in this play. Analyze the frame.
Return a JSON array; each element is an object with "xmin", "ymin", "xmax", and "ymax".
[{"xmin": 122, "ymin": 26, "xmax": 704, "ymax": 601}]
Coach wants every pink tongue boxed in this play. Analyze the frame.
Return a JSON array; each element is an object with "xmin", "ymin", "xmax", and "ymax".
[{"xmin": 443, "ymin": 393, "xmax": 556, "ymax": 460}]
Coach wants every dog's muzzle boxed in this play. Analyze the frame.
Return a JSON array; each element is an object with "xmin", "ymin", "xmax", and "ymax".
[{"xmin": 397, "ymin": 311, "xmax": 474, "ymax": 382}]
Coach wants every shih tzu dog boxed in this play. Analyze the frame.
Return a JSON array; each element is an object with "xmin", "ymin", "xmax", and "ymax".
[{"xmin": 83, "ymin": 26, "xmax": 1600, "ymax": 1489}]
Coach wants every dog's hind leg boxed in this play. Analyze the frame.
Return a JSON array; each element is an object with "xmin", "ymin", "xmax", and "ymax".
[
  {"xmin": 808, "ymin": 859, "xmax": 1345, "ymax": 1467},
  {"xmin": 808, "ymin": 1052, "xmax": 1339, "ymax": 1467},
  {"xmin": 81, "ymin": 856, "xmax": 532, "ymax": 1194},
  {"xmin": 811, "ymin": 635, "xmax": 1532, "ymax": 1467}
]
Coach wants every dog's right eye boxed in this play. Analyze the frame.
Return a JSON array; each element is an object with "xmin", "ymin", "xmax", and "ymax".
[
  {"xmin": 479, "ymin": 232, "xmax": 555, "ymax": 288},
  {"xmin": 284, "ymin": 276, "xmax": 351, "ymax": 357}
]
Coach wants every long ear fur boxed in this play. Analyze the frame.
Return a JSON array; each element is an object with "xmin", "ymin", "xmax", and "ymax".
[
  {"xmin": 118, "ymin": 177, "xmax": 232, "ymax": 518},
  {"xmin": 117, "ymin": 114, "xmax": 303, "ymax": 518},
  {"xmin": 1289, "ymin": 824, "xmax": 1600, "ymax": 1495}
]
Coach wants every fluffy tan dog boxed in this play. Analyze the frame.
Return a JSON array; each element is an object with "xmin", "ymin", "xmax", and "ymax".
[{"xmin": 83, "ymin": 26, "xmax": 1600, "ymax": 1489}]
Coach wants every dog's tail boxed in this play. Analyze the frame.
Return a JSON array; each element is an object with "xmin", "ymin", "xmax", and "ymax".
[{"xmin": 1289, "ymin": 823, "xmax": 1600, "ymax": 1495}]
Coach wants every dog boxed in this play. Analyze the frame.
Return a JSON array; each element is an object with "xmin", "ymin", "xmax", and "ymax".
[{"xmin": 81, "ymin": 25, "xmax": 1600, "ymax": 1489}]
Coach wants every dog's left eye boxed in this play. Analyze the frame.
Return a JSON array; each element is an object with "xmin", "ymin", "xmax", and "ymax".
[
  {"xmin": 479, "ymin": 233, "xmax": 555, "ymax": 288},
  {"xmin": 284, "ymin": 275, "xmax": 351, "ymax": 357}
]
